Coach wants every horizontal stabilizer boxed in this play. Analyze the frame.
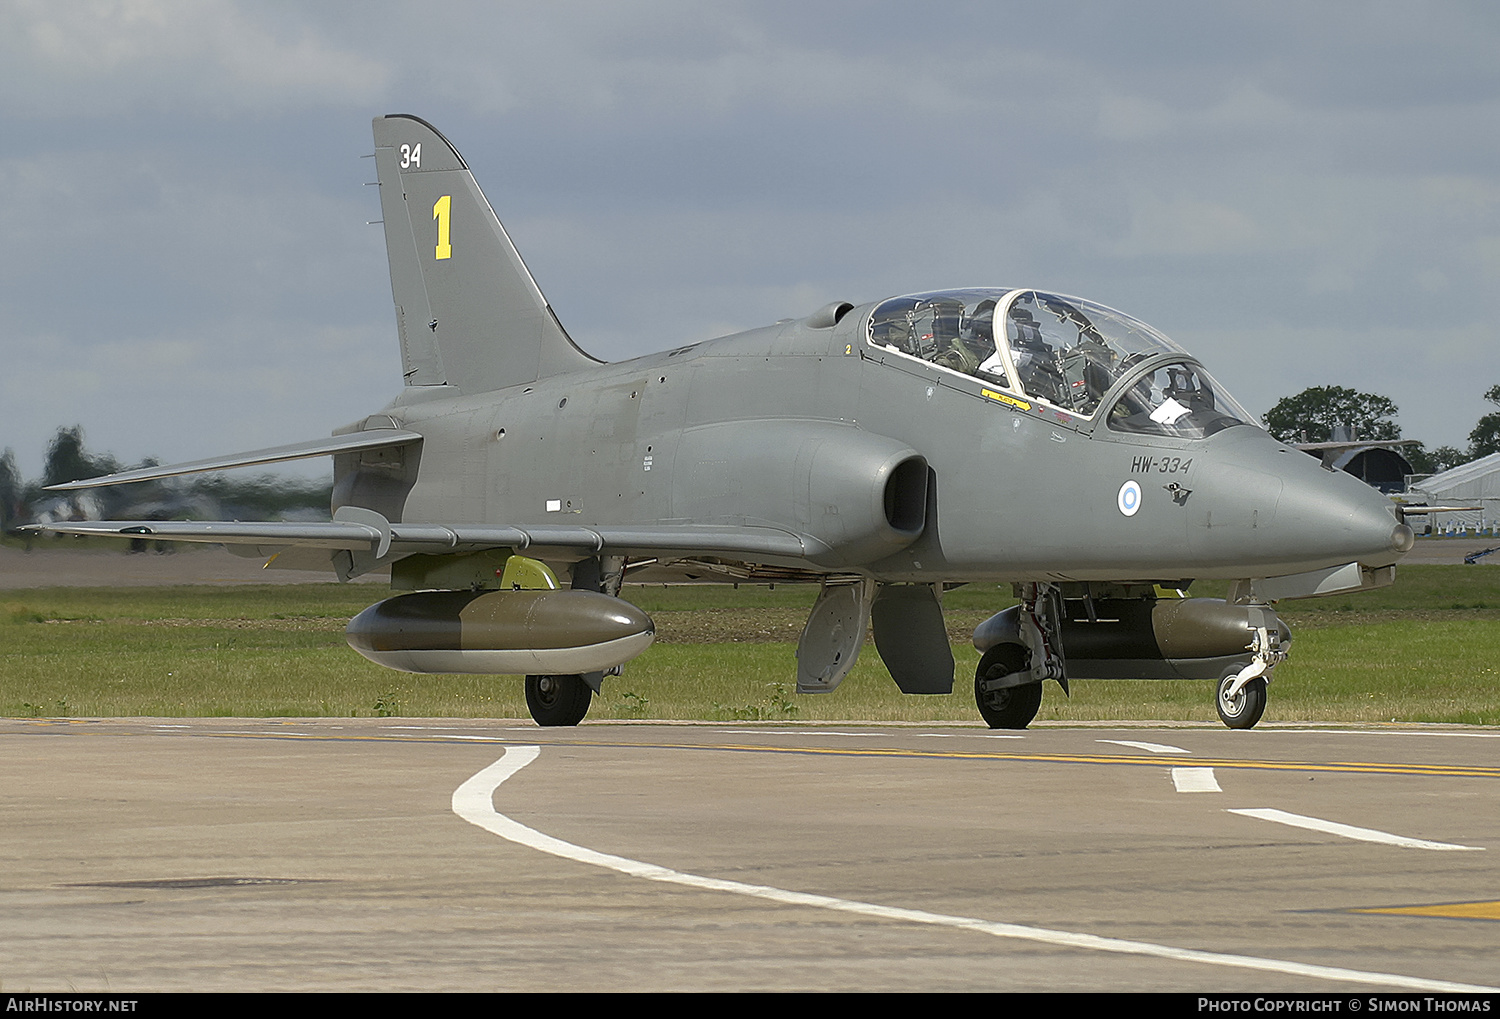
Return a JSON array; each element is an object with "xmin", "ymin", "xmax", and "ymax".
[{"xmin": 44, "ymin": 429, "xmax": 423, "ymax": 491}]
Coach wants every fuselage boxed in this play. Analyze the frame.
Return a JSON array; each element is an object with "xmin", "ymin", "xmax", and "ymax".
[{"xmin": 335, "ymin": 290, "xmax": 1409, "ymax": 587}]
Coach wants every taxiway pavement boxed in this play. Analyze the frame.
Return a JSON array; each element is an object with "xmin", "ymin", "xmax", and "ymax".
[{"xmin": 1, "ymin": 718, "xmax": 1496, "ymax": 992}]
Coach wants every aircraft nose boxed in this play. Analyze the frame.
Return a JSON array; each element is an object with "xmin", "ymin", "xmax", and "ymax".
[
  {"xmin": 1270, "ymin": 447, "xmax": 1411, "ymax": 568},
  {"xmin": 1192, "ymin": 428, "xmax": 1412, "ymax": 573}
]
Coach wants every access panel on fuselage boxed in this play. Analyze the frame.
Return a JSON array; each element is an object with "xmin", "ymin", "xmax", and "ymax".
[{"xmin": 479, "ymin": 369, "xmax": 685, "ymax": 529}]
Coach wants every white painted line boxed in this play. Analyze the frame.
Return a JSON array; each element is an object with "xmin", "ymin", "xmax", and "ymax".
[
  {"xmin": 1228, "ymin": 809, "xmax": 1485, "ymax": 852},
  {"xmin": 452, "ymin": 746, "xmax": 1497, "ymax": 993},
  {"xmin": 918, "ymin": 732, "xmax": 1026, "ymax": 740},
  {"xmin": 1100, "ymin": 739, "xmax": 1190, "ymax": 754},
  {"xmin": 714, "ymin": 730, "xmax": 882, "ymax": 737},
  {"xmin": 1171, "ymin": 767, "xmax": 1222, "ymax": 793},
  {"xmin": 209, "ymin": 730, "xmax": 315, "ymax": 737}
]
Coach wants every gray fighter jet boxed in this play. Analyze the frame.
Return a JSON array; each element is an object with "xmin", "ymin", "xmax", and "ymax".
[{"xmin": 37, "ymin": 115, "xmax": 1414, "ymax": 730}]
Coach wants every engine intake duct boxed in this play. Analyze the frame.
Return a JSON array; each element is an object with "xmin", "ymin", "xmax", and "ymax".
[
  {"xmin": 347, "ymin": 589, "xmax": 655, "ymax": 676},
  {"xmin": 973, "ymin": 598, "xmax": 1290, "ymax": 681}
]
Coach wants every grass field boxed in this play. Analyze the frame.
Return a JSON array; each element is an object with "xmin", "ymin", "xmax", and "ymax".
[{"xmin": 2, "ymin": 565, "xmax": 1498, "ymax": 724}]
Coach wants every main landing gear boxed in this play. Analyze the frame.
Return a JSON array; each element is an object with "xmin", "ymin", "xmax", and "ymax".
[
  {"xmin": 974, "ymin": 643, "xmax": 1044, "ymax": 729},
  {"xmin": 970, "ymin": 583, "xmax": 1290, "ymax": 730},
  {"xmin": 525, "ymin": 674, "xmax": 593, "ymax": 727},
  {"xmin": 522, "ymin": 554, "xmax": 628, "ymax": 727}
]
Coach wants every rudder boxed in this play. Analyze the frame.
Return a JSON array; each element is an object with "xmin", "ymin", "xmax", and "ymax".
[{"xmin": 372, "ymin": 114, "xmax": 598, "ymax": 393}]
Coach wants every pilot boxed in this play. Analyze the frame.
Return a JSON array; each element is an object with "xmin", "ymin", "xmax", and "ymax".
[
  {"xmin": 928, "ymin": 299, "xmax": 980, "ymax": 375},
  {"xmin": 1108, "ymin": 368, "xmax": 1161, "ymax": 432},
  {"xmin": 963, "ymin": 299, "xmax": 997, "ymax": 350},
  {"xmin": 1160, "ymin": 365, "xmax": 1217, "ymax": 416},
  {"xmin": 962, "ymin": 299, "xmax": 1006, "ymax": 384}
]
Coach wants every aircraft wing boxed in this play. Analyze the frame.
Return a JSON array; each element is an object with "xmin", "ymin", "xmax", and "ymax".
[
  {"xmin": 1290, "ymin": 439, "xmax": 1419, "ymax": 452},
  {"xmin": 26, "ymin": 518, "xmax": 829, "ymax": 562},
  {"xmin": 1395, "ymin": 504, "xmax": 1482, "ymax": 515},
  {"xmin": 42, "ymin": 430, "xmax": 423, "ymax": 491}
]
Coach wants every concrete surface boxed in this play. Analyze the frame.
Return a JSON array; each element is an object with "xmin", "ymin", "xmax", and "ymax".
[{"xmin": 1, "ymin": 718, "xmax": 1495, "ymax": 992}]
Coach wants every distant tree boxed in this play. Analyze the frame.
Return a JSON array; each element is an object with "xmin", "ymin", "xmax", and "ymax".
[
  {"xmin": 1405, "ymin": 442, "xmax": 1467, "ymax": 475},
  {"xmin": 42, "ymin": 425, "xmax": 120, "ymax": 489},
  {"xmin": 1261, "ymin": 386, "xmax": 1401, "ymax": 445},
  {"xmin": 1468, "ymin": 384, "xmax": 1500, "ymax": 460},
  {"xmin": 0, "ymin": 448, "xmax": 20, "ymax": 529}
]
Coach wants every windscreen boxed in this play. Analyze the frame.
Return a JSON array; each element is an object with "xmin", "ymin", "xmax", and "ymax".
[{"xmin": 1106, "ymin": 360, "xmax": 1256, "ymax": 438}]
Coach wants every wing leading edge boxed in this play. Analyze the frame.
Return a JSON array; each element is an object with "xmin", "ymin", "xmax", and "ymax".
[{"xmin": 26, "ymin": 517, "xmax": 830, "ymax": 563}]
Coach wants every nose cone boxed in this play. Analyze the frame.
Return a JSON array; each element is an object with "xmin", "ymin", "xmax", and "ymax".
[
  {"xmin": 1391, "ymin": 520, "xmax": 1416, "ymax": 554},
  {"xmin": 1272, "ymin": 450, "xmax": 1410, "ymax": 569},
  {"xmin": 1191, "ymin": 428, "xmax": 1411, "ymax": 575}
]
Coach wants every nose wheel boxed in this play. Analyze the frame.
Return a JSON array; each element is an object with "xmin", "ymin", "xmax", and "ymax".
[
  {"xmin": 1216, "ymin": 670, "xmax": 1267, "ymax": 729},
  {"xmin": 525, "ymin": 674, "xmax": 593, "ymax": 726}
]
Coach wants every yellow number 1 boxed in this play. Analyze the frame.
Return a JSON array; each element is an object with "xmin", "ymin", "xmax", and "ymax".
[{"xmin": 433, "ymin": 195, "xmax": 452, "ymax": 260}]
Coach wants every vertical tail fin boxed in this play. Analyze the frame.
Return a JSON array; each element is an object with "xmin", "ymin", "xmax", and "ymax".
[{"xmin": 372, "ymin": 114, "xmax": 598, "ymax": 393}]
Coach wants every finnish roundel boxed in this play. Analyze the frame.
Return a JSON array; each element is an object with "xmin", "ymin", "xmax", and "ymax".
[{"xmin": 1117, "ymin": 480, "xmax": 1142, "ymax": 517}]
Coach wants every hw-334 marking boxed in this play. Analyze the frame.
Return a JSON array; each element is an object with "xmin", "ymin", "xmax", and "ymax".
[{"xmin": 1130, "ymin": 455, "xmax": 1192, "ymax": 474}]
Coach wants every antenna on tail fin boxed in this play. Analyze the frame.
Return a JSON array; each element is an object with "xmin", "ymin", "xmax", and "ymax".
[{"xmin": 372, "ymin": 114, "xmax": 598, "ymax": 394}]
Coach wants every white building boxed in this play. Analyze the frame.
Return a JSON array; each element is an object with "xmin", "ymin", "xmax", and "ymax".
[{"xmin": 1408, "ymin": 453, "xmax": 1500, "ymax": 532}]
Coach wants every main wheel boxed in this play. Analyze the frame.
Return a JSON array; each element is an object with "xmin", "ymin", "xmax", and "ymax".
[
  {"xmin": 525, "ymin": 674, "xmax": 592, "ymax": 727},
  {"xmin": 1216, "ymin": 670, "xmax": 1267, "ymax": 730},
  {"xmin": 974, "ymin": 643, "xmax": 1043, "ymax": 729}
]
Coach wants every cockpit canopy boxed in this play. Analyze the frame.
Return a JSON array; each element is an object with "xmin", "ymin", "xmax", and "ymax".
[{"xmin": 867, "ymin": 288, "xmax": 1256, "ymax": 439}]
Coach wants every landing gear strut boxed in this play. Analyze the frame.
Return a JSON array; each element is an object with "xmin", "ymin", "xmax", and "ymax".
[
  {"xmin": 1214, "ymin": 603, "xmax": 1286, "ymax": 730},
  {"xmin": 521, "ymin": 554, "xmax": 628, "ymax": 728},
  {"xmin": 525, "ymin": 674, "xmax": 592, "ymax": 726}
]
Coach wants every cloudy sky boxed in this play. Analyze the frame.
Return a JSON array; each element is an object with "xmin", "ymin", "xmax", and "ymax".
[{"xmin": 2, "ymin": 0, "xmax": 1497, "ymax": 480}]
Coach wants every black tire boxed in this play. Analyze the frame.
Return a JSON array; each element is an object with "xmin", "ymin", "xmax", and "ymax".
[
  {"xmin": 525, "ymin": 674, "xmax": 592, "ymax": 727},
  {"xmin": 1216, "ymin": 670, "xmax": 1267, "ymax": 730},
  {"xmin": 974, "ymin": 643, "xmax": 1043, "ymax": 729}
]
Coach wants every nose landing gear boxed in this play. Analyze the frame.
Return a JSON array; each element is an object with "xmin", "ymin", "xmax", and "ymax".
[{"xmin": 1216, "ymin": 670, "xmax": 1267, "ymax": 729}]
